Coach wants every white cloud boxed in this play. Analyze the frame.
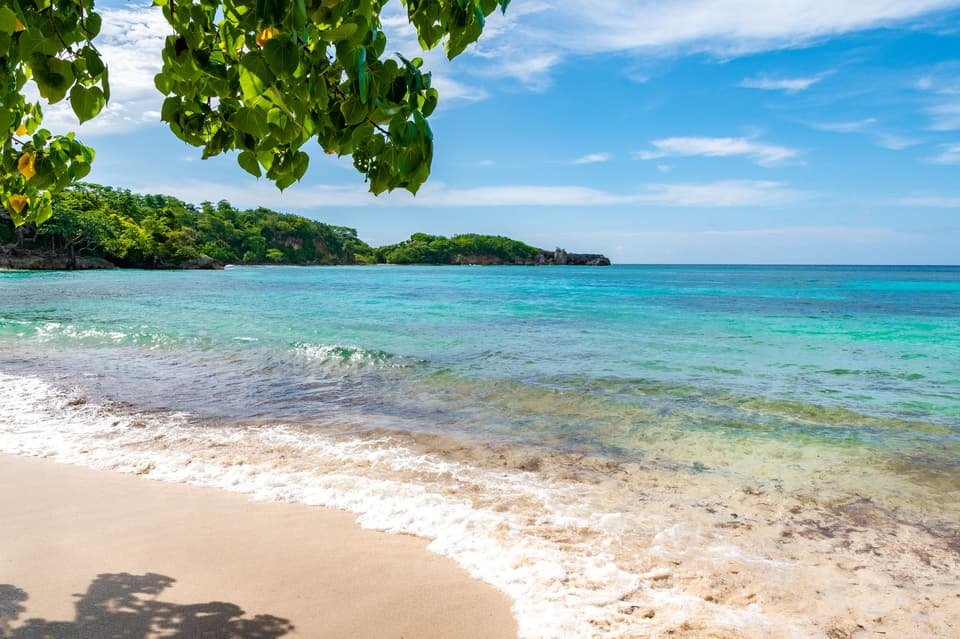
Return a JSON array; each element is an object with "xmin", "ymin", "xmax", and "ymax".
[
  {"xmin": 700, "ymin": 226, "xmax": 900, "ymax": 242},
  {"xmin": 926, "ymin": 143, "xmax": 960, "ymax": 164},
  {"xmin": 387, "ymin": 1, "xmax": 960, "ymax": 92},
  {"xmin": 927, "ymin": 102, "xmax": 960, "ymax": 130},
  {"xmin": 493, "ymin": 54, "xmax": 562, "ymax": 90},
  {"xmin": 805, "ymin": 119, "xmax": 925, "ymax": 150},
  {"xmin": 429, "ymin": 74, "xmax": 489, "ymax": 103},
  {"xmin": 897, "ymin": 195, "xmax": 960, "ymax": 207},
  {"xmin": 32, "ymin": 0, "xmax": 960, "ymax": 131},
  {"xmin": 38, "ymin": 3, "xmax": 169, "ymax": 136},
  {"xmin": 635, "ymin": 180, "xmax": 808, "ymax": 206},
  {"xmin": 131, "ymin": 178, "xmax": 808, "ymax": 209},
  {"xmin": 915, "ymin": 63, "xmax": 960, "ymax": 95},
  {"xmin": 572, "ymin": 152, "xmax": 613, "ymax": 164},
  {"xmin": 634, "ymin": 136, "xmax": 800, "ymax": 166},
  {"xmin": 741, "ymin": 74, "xmax": 825, "ymax": 93},
  {"xmin": 809, "ymin": 118, "xmax": 877, "ymax": 133},
  {"xmin": 874, "ymin": 133, "xmax": 923, "ymax": 150},
  {"xmin": 525, "ymin": 1, "xmax": 960, "ymax": 57}
]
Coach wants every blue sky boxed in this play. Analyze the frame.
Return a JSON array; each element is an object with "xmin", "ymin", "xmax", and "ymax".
[{"xmin": 46, "ymin": 1, "xmax": 960, "ymax": 264}]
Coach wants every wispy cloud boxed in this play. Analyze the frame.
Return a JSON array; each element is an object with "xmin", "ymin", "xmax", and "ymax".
[
  {"xmin": 637, "ymin": 180, "xmax": 809, "ymax": 206},
  {"xmin": 915, "ymin": 62, "xmax": 960, "ymax": 94},
  {"xmin": 420, "ymin": 1, "xmax": 960, "ymax": 91},
  {"xmin": 808, "ymin": 118, "xmax": 877, "ymax": 133},
  {"xmin": 132, "ymin": 179, "xmax": 809, "ymax": 210},
  {"xmin": 926, "ymin": 143, "xmax": 960, "ymax": 164},
  {"xmin": 897, "ymin": 194, "xmax": 960, "ymax": 207},
  {"xmin": 634, "ymin": 136, "xmax": 800, "ymax": 167},
  {"xmin": 927, "ymin": 102, "xmax": 960, "ymax": 130},
  {"xmin": 527, "ymin": 1, "xmax": 960, "ymax": 57},
  {"xmin": 740, "ymin": 74, "xmax": 826, "ymax": 93},
  {"xmin": 875, "ymin": 133, "xmax": 923, "ymax": 150},
  {"xmin": 805, "ymin": 119, "xmax": 925, "ymax": 151},
  {"xmin": 572, "ymin": 152, "xmax": 613, "ymax": 165}
]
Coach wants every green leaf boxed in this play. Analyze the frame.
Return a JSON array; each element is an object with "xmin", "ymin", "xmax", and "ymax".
[
  {"xmin": 160, "ymin": 96, "xmax": 182, "ymax": 123},
  {"xmin": 275, "ymin": 174, "xmax": 296, "ymax": 190},
  {"xmin": 70, "ymin": 85, "xmax": 106, "ymax": 123},
  {"xmin": 83, "ymin": 47, "xmax": 106, "ymax": 77},
  {"xmin": 239, "ymin": 63, "xmax": 266, "ymax": 100},
  {"xmin": 17, "ymin": 29, "xmax": 44, "ymax": 57},
  {"xmin": 155, "ymin": 72, "xmax": 175, "ymax": 95},
  {"xmin": 230, "ymin": 107, "xmax": 267, "ymax": 137},
  {"xmin": 263, "ymin": 37, "xmax": 299, "ymax": 76},
  {"xmin": 237, "ymin": 150, "xmax": 262, "ymax": 177},
  {"xmin": 340, "ymin": 97, "xmax": 367, "ymax": 126},
  {"xmin": 324, "ymin": 22, "xmax": 357, "ymax": 42},
  {"xmin": 34, "ymin": 202, "xmax": 53, "ymax": 225},
  {"xmin": 294, "ymin": 0, "xmax": 307, "ymax": 29},
  {"xmin": 291, "ymin": 150, "xmax": 309, "ymax": 180},
  {"xmin": 0, "ymin": 7, "xmax": 17, "ymax": 34},
  {"xmin": 84, "ymin": 13, "xmax": 102, "ymax": 38},
  {"xmin": 356, "ymin": 48, "xmax": 370, "ymax": 103},
  {"xmin": 421, "ymin": 88, "xmax": 438, "ymax": 117},
  {"xmin": 398, "ymin": 147, "xmax": 422, "ymax": 176},
  {"xmin": 32, "ymin": 56, "xmax": 75, "ymax": 104}
]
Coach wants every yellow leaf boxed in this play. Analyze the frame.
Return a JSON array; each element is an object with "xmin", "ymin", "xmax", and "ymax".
[
  {"xmin": 8, "ymin": 194, "xmax": 27, "ymax": 214},
  {"xmin": 17, "ymin": 152, "xmax": 36, "ymax": 180},
  {"xmin": 15, "ymin": 18, "xmax": 25, "ymax": 32},
  {"xmin": 255, "ymin": 27, "xmax": 279, "ymax": 47},
  {"xmin": 16, "ymin": 123, "xmax": 27, "ymax": 136}
]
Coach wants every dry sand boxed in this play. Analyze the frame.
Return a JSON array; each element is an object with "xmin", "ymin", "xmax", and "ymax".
[{"xmin": 0, "ymin": 453, "xmax": 517, "ymax": 639}]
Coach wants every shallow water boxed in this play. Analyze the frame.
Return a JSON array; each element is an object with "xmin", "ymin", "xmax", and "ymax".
[{"xmin": 1, "ymin": 265, "xmax": 958, "ymax": 637}]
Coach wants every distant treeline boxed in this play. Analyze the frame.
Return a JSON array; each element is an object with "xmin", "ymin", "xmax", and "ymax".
[
  {"xmin": 374, "ymin": 233, "xmax": 542, "ymax": 265},
  {"xmin": 0, "ymin": 183, "xmax": 607, "ymax": 268}
]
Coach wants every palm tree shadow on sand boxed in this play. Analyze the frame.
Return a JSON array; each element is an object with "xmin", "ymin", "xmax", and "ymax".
[{"xmin": 0, "ymin": 573, "xmax": 293, "ymax": 638}]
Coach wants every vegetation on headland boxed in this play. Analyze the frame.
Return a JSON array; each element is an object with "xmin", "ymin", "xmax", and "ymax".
[
  {"xmin": 0, "ymin": 183, "xmax": 372, "ymax": 268},
  {"xmin": 375, "ymin": 233, "xmax": 541, "ymax": 265},
  {"xmin": 0, "ymin": 183, "xmax": 609, "ymax": 269}
]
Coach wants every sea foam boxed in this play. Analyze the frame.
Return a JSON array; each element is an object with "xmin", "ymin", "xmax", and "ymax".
[{"xmin": 0, "ymin": 371, "xmax": 788, "ymax": 638}]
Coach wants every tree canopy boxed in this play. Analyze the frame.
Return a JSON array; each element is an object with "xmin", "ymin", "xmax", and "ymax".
[
  {"xmin": 0, "ymin": 182, "xmax": 575, "ymax": 268},
  {"xmin": 1, "ymin": 0, "xmax": 509, "ymax": 227},
  {"xmin": 375, "ymin": 231, "xmax": 542, "ymax": 264},
  {"xmin": 1, "ymin": 181, "xmax": 377, "ymax": 266}
]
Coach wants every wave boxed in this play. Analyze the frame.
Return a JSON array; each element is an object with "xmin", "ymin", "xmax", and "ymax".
[
  {"xmin": 1, "ymin": 371, "xmax": 957, "ymax": 638},
  {"xmin": 1, "ymin": 319, "xmax": 174, "ymax": 349},
  {"xmin": 292, "ymin": 343, "xmax": 423, "ymax": 371}
]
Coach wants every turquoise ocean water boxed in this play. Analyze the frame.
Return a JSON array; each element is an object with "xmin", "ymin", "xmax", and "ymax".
[{"xmin": 1, "ymin": 264, "xmax": 958, "ymax": 637}]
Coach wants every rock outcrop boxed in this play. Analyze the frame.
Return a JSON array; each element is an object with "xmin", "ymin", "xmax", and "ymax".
[
  {"xmin": 0, "ymin": 246, "xmax": 116, "ymax": 270},
  {"xmin": 541, "ymin": 248, "xmax": 611, "ymax": 266}
]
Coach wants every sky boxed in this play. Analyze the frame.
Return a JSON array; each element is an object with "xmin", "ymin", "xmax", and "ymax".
[{"xmin": 40, "ymin": 1, "xmax": 960, "ymax": 264}]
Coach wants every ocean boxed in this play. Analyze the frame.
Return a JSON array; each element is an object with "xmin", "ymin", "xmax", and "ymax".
[{"xmin": 1, "ymin": 264, "xmax": 958, "ymax": 637}]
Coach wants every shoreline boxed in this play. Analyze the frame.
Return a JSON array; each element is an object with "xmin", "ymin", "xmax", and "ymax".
[
  {"xmin": 1, "ymin": 369, "xmax": 958, "ymax": 637},
  {"xmin": 0, "ymin": 453, "xmax": 518, "ymax": 639}
]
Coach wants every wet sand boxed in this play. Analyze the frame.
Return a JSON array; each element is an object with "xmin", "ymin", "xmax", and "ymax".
[{"xmin": 0, "ymin": 453, "xmax": 517, "ymax": 639}]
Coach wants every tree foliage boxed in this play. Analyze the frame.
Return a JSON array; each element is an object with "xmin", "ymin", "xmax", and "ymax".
[
  {"xmin": 1, "ymin": 0, "xmax": 509, "ymax": 227},
  {"xmin": 375, "ymin": 232, "xmax": 542, "ymax": 264},
  {"xmin": 6, "ymin": 182, "xmax": 376, "ymax": 266}
]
